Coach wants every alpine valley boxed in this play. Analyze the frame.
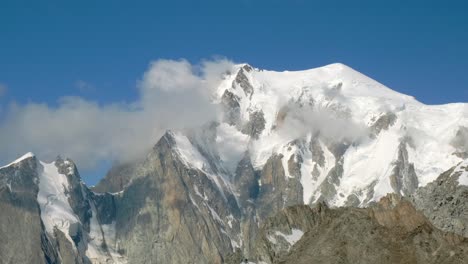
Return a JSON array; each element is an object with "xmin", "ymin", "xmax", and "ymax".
[{"xmin": 1, "ymin": 63, "xmax": 468, "ymax": 264}]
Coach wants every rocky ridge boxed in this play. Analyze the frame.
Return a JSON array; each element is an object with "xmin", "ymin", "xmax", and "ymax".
[{"xmin": 246, "ymin": 194, "xmax": 468, "ymax": 264}]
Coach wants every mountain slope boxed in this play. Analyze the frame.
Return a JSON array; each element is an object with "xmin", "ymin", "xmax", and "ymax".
[
  {"xmin": 92, "ymin": 62, "xmax": 468, "ymax": 262},
  {"xmin": 212, "ymin": 63, "xmax": 467, "ymax": 206},
  {"xmin": 1, "ymin": 62, "xmax": 467, "ymax": 263}
]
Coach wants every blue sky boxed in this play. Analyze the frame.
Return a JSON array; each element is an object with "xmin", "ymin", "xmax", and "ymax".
[{"xmin": 1, "ymin": 0, "xmax": 467, "ymax": 184}]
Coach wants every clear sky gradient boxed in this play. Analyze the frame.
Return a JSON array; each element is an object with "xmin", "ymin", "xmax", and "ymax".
[{"xmin": 1, "ymin": 0, "xmax": 467, "ymax": 183}]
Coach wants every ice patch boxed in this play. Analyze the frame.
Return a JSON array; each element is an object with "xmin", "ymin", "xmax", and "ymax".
[
  {"xmin": 207, "ymin": 204, "xmax": 223, "ymax": 224},
  {"xmin": 189, "ymin": 194, "xmax": 201, "ymax": 210},
  {"xmin": 275, "ymin": 228, "xmax": 304, "ymax": 246},
  {"xmin": 37, "ymin": 161, "xmax": 79, "ymax": 243},
  {"xmin": 278, "ymin": 144, "xmax": 297, "ymax": 179},
  {"xmin": 455, "ymin": 160, "xmax": 468, "ymax": 186},
  {"xmin": 267, "ymin": 234, "xmax": 277, "ymax": 244},
  {"xmin": 173, "ymin": 132, "xmax": 207, "ymax": 171}
]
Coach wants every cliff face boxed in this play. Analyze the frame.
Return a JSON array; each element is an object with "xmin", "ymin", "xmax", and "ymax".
[
  {"xmin": 0, "ymin": 155, "xmax": 57, "ymax": 264},
  {"xmin": 410, "ymin": 160, "xmax": 468, "ymax": 238},
  {"xmin": 105, "ymin": 132, "xmax": 241, "ymax": 264}
]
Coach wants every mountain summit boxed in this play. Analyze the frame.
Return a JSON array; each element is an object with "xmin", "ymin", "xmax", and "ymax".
[{"xmin": 1, "ymin": 63, "xmax": 468, "ymax": 263}]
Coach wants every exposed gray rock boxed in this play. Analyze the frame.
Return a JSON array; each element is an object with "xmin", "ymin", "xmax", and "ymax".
[
  {"xmin": 54, "ymin": 228, "xmax": 85, "ymax": 264},
  {"xmin": 257, "ymin": 154, "xmax": 303, "ymax": 221},
  {"xmin": 370, "ymin": 112, "xmax": 397, "ymax": 135},
  {"xmin": 56, "ymin": 157, "xmax": 92, "ymax": 232},
  {"xmin": 242, "ymin": 110, "xmax": 266, "ymax": 139},
  {"xmin": 93, "ymin": 192, "xmax": 117, "ymax": 225},
  {"xmin": 309, "ymin": 136, "xmax": 325, "ymax": 168},
  {"xmin": 221, "ymin": 90, "xmax": 242, "ymax": 126},
  {"xmin": 250, "ymin": 195, "xmax": 468, "ymax": 264},
  {"xmin": 233, "ymin": 66, "xmax": 254, "ymax": 98},
  {"xmin": 234, "ymin": 154, "xmax": 259, "ymax": 204},
  {"xmin": 252, "ymin": 204, "xmax": 326, "ymax": 264},
  {"xmin": 0, "ymin": 155, "xmax": 125, "ymax": 264},
  {"xmin": 410, "ymin": 165, "xmax": 468, "ymax": 238},
  {"xmin": 0, "ymin": 156, "xmax": 58, "ymax": 264},
  {"xmin": 316, "ymin": 159, "xmax": 344, "ymax": 202},
  {"xmin": 108, "ymin": 132, "xmax": 241, "ymax": 264},
  {"xmin": 389, "ymin": 140, "xmax": 419, "ymax": 196}
]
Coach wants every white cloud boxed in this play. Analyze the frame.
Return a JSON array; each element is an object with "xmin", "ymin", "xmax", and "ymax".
[
  {"xmin": 278, "ymin": 104, "xmax": 370, "ymax": 144},
  {"xmin": 0, "ymin": 58, "xmax": 235, "ymax": 170}
]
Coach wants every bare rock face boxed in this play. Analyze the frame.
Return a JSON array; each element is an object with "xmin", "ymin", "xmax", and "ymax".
[
  {"xmin": 0, "ymin": 156, "xmax": 58, "ymax": 264},
  {"xmin": 253, "ymin": 204, "xmax": 327, "ymax": 263},
  {"xmin": 233, "ymin": 155, "xmax": 259, "ymax": 205},
  {"xmin": 233, "ymin": 65, "xmax": 254, "ymax": 98},
  {"xmin": 221, "ymin": 90, "xmax": 242, "ymax": 126},
  {"xmin": 410, "ymin": 164, "xmax": 468, "ymax": 238},
  {"xmin": 242, "ymin": 110, "xmax": 266, "ymax": 139},
  {"xmin": 249, "ymin": 195, "xmax": 468, "ymax": 264},
  {"xmin": 389, "ymin": 140, "xmax": 419, "ymax": 196},
  {"xmin": 313, "ymin": 141, "xmax": 349, "ymax": 204},
  {"xmin": 256, "ymin": 154, "xmax": 303, "ymax": 220},
  {"xmin": 370, "ymin": 112, "xmax": 397, "ymax": 136},
  {"xmin": 103, "ymin": 132, "xmax": 241, "ymax": 264}
]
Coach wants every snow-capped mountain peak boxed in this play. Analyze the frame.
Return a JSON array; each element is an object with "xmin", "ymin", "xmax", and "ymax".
[
  {"xmin": 186, "ymin": 63, "xmax": 468, "ymax": 206},
  {"xmin": 0, "ymin": 152, "xmax": 35, "ymax": 169}
]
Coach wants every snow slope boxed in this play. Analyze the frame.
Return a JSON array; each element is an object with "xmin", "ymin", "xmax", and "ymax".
[
  {"xmin": 37, "ymin": 160, "xmax": 80, "ymax": 242},
  {"xmin": 182, "ymin": 63, "xmax": 468, "ymax": 206},
  {"xmin": 36, "ymin": 159, "xmax": 126, "ymax": 263}
]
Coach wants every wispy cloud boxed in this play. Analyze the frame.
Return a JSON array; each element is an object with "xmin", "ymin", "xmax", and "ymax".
[{"xmin": 0, "ymin": 58, "xmax": 235, "ymax": 170}]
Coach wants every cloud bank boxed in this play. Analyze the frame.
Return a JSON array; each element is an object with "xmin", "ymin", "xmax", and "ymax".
[{"xmin": 0, "ymin": 58, "xmax": 234, "ymax": 170}]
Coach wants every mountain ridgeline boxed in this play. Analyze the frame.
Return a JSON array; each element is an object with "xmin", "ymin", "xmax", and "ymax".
[{"xmin": 1, "ymin": 63, "xmax": 468, "ymax": 263}]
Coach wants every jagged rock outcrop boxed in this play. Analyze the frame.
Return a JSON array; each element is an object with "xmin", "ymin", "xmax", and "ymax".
[
  {"xmin": 242, "ymin": 110, "xmax": 266, "ymax": 139},
  {"xmin": 234, "ymin": 65, "xmax": 254, "ymax": 98},
  {"xmin": 410, "ymin": 161, "xmax": 468, "ymax": 238},
  {"xmin": 257, "ymin": 154, "xmax": 303, "ymax": 220},
  {"xmin": 253, "ymin": 204, "xmax": 326, "ymax": 263},
  {"xmin": 389, "ymin": 140, "xmax": 419, "ymax": 196},
  {"xmin": 221, "ymin": 90, "xmax": 242, "ymax": 127},
  {"xmin": 247, "ymin": 195, "xmax": 468, "ymax": 264},
  {"xmin": 370, "ymin": 112, "xmax": 397, "ymax": 136}
]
